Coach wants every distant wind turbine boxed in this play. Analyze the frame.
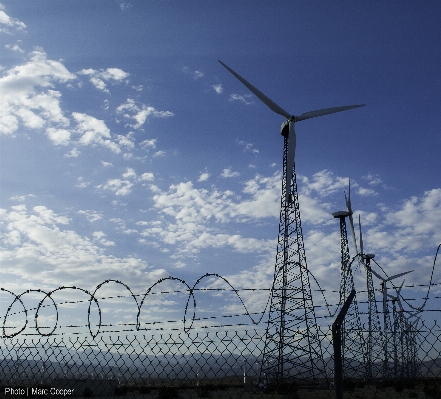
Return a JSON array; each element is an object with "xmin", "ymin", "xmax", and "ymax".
[{"xmin": 370, "ymin": 267, "xmax": 413, "ymax": 378}]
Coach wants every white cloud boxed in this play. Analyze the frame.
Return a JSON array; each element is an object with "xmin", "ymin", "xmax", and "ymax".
[
  {"xmin": 0, "ymin": 49, "xmax": 75, "ymax": 136},
  {"xmin": 72, "ymin": 112, "xmax": 120, "ymax": 153},
  {"xmin": 98, "ymin": 167, "xmax": 154, "ymax": 195},
  {"xmin": 116, "ymin": 132, "xmax": 135, "ymax": 149},
  {"xmin": 0, "ymin": 205, "xmax": 167, "ymax": 290},
  {"xmin": 78, "ymin": 67, "xmax": 129, "ymax": 93},
  {"xmin": 300, "ymin": 170, "xmax": 348, "ymax": 197},
  {"xmin": 5, "ymin": 43, "xmax": 24, "ymax": 52},
  {"xmin": 220, "ymin": 168, "xmax": 240, "ymax": 178},
  {"xmin": 0, "ymin": 114, "xmax": 18, "ymax": 134},
  {"xmin": 64, "ymin": 148, "xmax": 80, "ymax": 158},
  {"xmin": 0, "ymin": 9, "xmax": 26, "ymax": 33},
  {"xmin": 139, "ymin": 178, "xmax": 280, "ymax": 257},
  {"xmin": 374, "ymin": 188, "xmax": 441, "ymax": 253},
  {"xmin": 153, "ymin": 150, "xmax": 165, "ymax": 157},
  {"xmin": 101, "ymin": 178, "xmax": 133, "ymax": 196},
  {"xmin": 123, "ymin": 229, "xmax": 138, "ymax": 234},
  {"xmin": 119, "ymin": 2, "xmax": 132, "ymax": 11},
  {"xmin": 198, "ymin": 172, "xmax": 210, "ymax": 182},
  {"xmin": 122, "ymin": 167, "xmax": 137, "ymax": 179},
  {"xmin": 140, "ymin": 168, "xmax": 417, "ymax": 266},
  {"xmin": 203, "ymin": 183, "xmax": 441, "ymax": 315},
  {"xmin": 237, "ymin": 140, "xmax": 259, "ymax": 154},
  {"xmin": 10, "ymin": 194, "xmax": 36, "ymax": 202},
  {"xmin": 140, "ymin": 139, "xmax": 157, "ymax": 149},
  {"xmin": 75, "ymin": 176, "xmax": 90, "ymax": 188},
  {"xmin": 174, "ymin": 261, "xmax": 186, "ymax": 269},
  {"xmin": 183, "ymin": 66, "xmax": 204, "ymax": 79},
  {"xmin": 46, "ymin": 127, "xmax": 70, "ymax": 145},
  {"xmin": 116, "ymin": 99, "xmax": 173, "ymax": 129},
  {"xmin": 229, "ymin": 93, "xmax": 253, "ymax": 105},
  {"xmin": 363, "ymin": 173, "xmax": 383, "ymax": 186},
  {"xmin": 212, "ymin": 84, "xmax": 223, "ymax": 94},
  {"xmin": 77, "ymin": 210, "xmax": 103, "ymax": 222},
  {"xmin": 92, "ymin": 231, "xmax": 115, "ymax": 246},
  {"xmin": 101, "ymin": 68, "xmax": 129, "ymax": 81},
  {"xmin": 358, "ymin": 187, "xmax": 377, "ymax": 196},
  {"xmin": 139, "ymin": 172, "xmax": 154, "ymax": 181},
  {"xmin": 193, "ymin": 71, "xmax": 204, "ymax": 79},
  {"xmin": 111, "ymin": 199, "xmax": 127, "ymax": 206}
]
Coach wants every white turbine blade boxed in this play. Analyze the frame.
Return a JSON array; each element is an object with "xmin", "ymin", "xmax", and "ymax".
[
  {"xmin": 396, "ymin": 279, "xmax": 405, "ymax": 295},
  {"xmin": 295, "ymin": 104, "xmax": 365, "ymax": 122},
  {"xmin": 370, "ymin": 268, "xmax": 384, "ymax": 281},
  {"xmin": 285, "ymin": 121, "xmax": 296, "ymax": 204},
  {"xmin": 386, "ymin": 270, "xmax": 413, "ymax": 282},
  {"xmin": 345, "ymin": 179, "xmax": 353, "ymax": 213},
  {"xmin": 397, "ymin": 299, "xmax": 404, "ymax": 312},
  {"xmin": 345, "ymin": 180, "xmax": 358, "ymax": 255},
  {"xmin": 218, "ymin": 60, "xmax": 291, "ymax": 119},
  {"xmin": 395, "ymin": 280, "xmax": 406, "ymax": 312},
  {"xmin": 359, "ymin": 215, "xmax": 364, "ymax": 255},
  {"xmin": 348, "ymin": 214, "xmax": 358, "ymax": 255}
]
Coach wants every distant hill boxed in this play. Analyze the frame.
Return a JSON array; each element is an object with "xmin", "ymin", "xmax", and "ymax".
[{"xmin": 1, "ymin": 346, "xmax": 440, "ymax": 384}]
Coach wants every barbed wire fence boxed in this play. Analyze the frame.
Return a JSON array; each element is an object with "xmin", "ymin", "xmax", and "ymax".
[{"xmin": 1, "ymin": 272, "xmax": 441, "ymax": 398}]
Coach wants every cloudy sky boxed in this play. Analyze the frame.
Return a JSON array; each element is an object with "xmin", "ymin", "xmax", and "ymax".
[{"xmin": 0, "ymin": 1, "xmax": 440, "ymax": 335}]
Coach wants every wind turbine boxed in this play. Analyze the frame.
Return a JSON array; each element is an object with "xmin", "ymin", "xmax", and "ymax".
[
  {"xmin": 332, "ymin": 181, "xmax": 369, "ymax": 377},
  {"xmin": 370, "ymin": 268, "xmax": 413, "ymax": 378},
  {"xmin": 387, "ymin": 280, "xmax": 425, "ymax": 379},
  {"xmin": 219, "ymin": 60, "xmax": 365, "ymax": 205},
  {"xmin": 370, "ymin": 268, "xmax": 413, "ymax": 332},
  {"xmin": 219, "ymin": 60, "xmax": 365, "ymax": 384},
  {"xmin": 388, "ymin": 280, "xmax": 409, "ymax": 378},
  {"xmin": 332, "ymin": 205, "xmax": 365, "ymax": 378},
  {"xmin": 401, "ymin": 312, "xmax": 423, "ymax": 379},
  {"xmin": 358, "ymin": 216, "xmax": 383, "ymax": 381},
  {"xmin": 372, "ymin": 269, "xmax": 414, "ymax": 333}
]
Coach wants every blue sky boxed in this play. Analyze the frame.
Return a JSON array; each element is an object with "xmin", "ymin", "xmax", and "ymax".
[{"xmin": 0, "ymin": 1, "xmax": 440, "ymax": 334}]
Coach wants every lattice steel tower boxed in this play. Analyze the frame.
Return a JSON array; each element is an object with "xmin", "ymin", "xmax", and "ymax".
[
  {"xmin": 357, "ymin": 216, "xmax": 384, "ymax": 381},
  {"xmin": 332, "ymin": 211, "xmax": 366, "ymax": 379},
  {"xmin": 218, "ymin": 60, "xmax": 364, "ymax": 385},
  {"xmin": 260, "ymin": 125, "xmax": 326, "ymax": 384},
  {"xmin": 362, "ymin": 255, "xmax": 383, "ymax": 381}
]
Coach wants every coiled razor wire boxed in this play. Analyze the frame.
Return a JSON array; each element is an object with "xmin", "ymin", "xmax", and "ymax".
[
  {"xmin": 1, "ymin": 273, "xmax": 274, "ymax": 339},
  {"xmin": 2, "ymin": 244, "xmax": 439, "ymax": 338}
]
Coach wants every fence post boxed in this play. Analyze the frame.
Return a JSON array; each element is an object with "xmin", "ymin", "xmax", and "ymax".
[{"xmin": 333, "ymin": 289, "xmax": 356, "ymax": 399}]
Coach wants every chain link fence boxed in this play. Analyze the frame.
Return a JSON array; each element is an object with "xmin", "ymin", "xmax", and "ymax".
[
  {"xmin": 1, "ymin": 320, "xmax": 441, "ymax": 399},
  {"xmin": 1, "ymin": 272, "xmax": 441, "ymax": 398}
]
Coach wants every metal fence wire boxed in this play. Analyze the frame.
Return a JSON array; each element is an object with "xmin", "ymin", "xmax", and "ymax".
[{"xmin": 1, "ymin": 321, "xmax": 441, "ymax": 399}]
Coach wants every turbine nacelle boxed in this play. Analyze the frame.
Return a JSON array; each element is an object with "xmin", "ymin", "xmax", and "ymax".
[{"xmin": 332, "ymin": 211, "xmax": 350, "ymax": 218}]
